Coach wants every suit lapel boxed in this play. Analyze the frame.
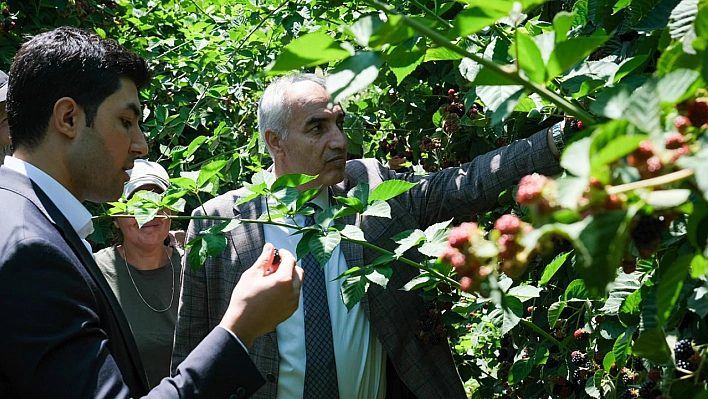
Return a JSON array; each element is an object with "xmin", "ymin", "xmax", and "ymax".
[
  {"xmin": 230, "ymin": 196, "xmax": 278, "ymax": 346},
  {"xmin": 0, "ymin": 168, "xmax": 149, "ymax": 394}
]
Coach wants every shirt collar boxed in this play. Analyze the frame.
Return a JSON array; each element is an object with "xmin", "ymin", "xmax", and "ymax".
[{"xmin": 3, "ymin": 156, "xmax": 94, "ymax": 239}]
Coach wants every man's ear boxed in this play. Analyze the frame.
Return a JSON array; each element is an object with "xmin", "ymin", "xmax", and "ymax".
[
  {"xmin": 52, "ymin": 97, "xmax": 81, "ymax": 139},
  {"xmin": 265, "ymin": 129, "xmax": 283, "ymax": 156}
]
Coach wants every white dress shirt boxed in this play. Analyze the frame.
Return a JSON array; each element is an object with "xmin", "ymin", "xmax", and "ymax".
[
  {"xmin": 263, "ymin": 191, "xmax": 387, "ymax": 399},
  {"xmin": 3, "ymin": 156, "xmax": 94, "ymax": 253}
]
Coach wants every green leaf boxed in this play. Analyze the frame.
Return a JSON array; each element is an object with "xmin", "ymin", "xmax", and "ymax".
[
  {"xmin": 657, "ymin": 254, "xmax": 691, "ymax": 324},
  {"xmin": 309, "ymin": 230, "xmax": 341, "ymax": 267},
  {"xmin": 561, "ymin": 136, "xmax": 592, "ymax": 177},
  {"xmin": 656, "ymin": 68, "xmax": 700, "ymax": 104},
  {"xmin": 197, "ymin": 160, "xmax": 228, "ymax": 188},
  {"xmin": 612, "ymin": 54, "xmax": 650, "ymax": 83},
  {"xmin": 546, "ymin": 30, "xmax": 608, "ymax": 79},
  {"xmin": 548, "ymin": 301, "xmax": 567, "ymax": 328},
  {"xmin": 349, "ymin": 14, "xmax": 415, "ymax": 48},
  {"xmin": 677, "ymin": 149, "xmax": 708, "ymax": 201},
  {"xmin": 419, "ymin": 226, "xmax": 450, "ymax": 258},
  {"xmin": 501, "ymin": 295, "xmax": 524, "ymax": 335},
  {"xmin": 386, "ymin": 49, "xmax": 426, "ymax": 85},
  {"xmin": 296, "ymin": 188, "xmax": 321, "ymax": 211},
  {"xmin": 540, "ymin": 251, "xmax": 571, "ymax": 285},
  {"xmin": 476, "ymin": 85, "xmax": 525, "ymax": 112},
  {"xmin": 333, "ymin": 196, "xmax": 365, "ymax": 212},
  {"xmin": 553, "ymin": 11, "xmax": 575, "ymax": 42},
  {"xmin": 585, "ymin": 370, "xmax": 602, "ymax": 398},
  {"xmin": 296, "ymin": 231, "xmax": 316, "ymax": 261},
  {"xmin": 185, "ymin": 135, "xmax": 207, "ymax": 159},
  {"xmin": 590, "ymin": 84, "xmax": 632, "ymax": 119},
  {"xmin": 601, "ymin": 272, "xmax": 642, "ymax": 315},
  {"xmin": 187, "ymin": 236, "xmax": 208, "ymax": 272},
  {"xmin": 424, "ymin": 46, "xmax": 465, "ymax": 61},
  {"xmin": 564, "ymin": 279, "xmax": 590, "ymax": 301},
  {"xmin": 271, "ymin": 173, "xmax": 318, "ymax": 190},
  {"xmin": 515, "ymin": 32, "xmax": 546, "ymax": 83},
  {"xmin": 133, "ymin": 207, "xmax": 159, "ymax": 228},
  {"xmin": 336, "ymin": 224, "xmax": 366, "ymax": 241},
  {"xmin": 591, "ymin": 135, "xmax": 646, "ymax": 171},
  {"xmin": 449, "ymin": 6, "xmax": 507, "ymax": 38},
  {"xmin": 625, "ymin": 79, "xmax": 661, "ymax": 136},
  {"xmin": 613, "ymin": 330, "xmax": 633, "ymax": 369},
  {"xmin": 401, "ymin": 273, "xmax": 436, "ymax": 291},
  {"xmin": 393, "ymin": 229, "xmax": 426, "ymax": 258},
  {"xmin": 203, "ymin": 232, "xmax": 227, "ymax": 257},
  {"xmin": 348, "ymin": 181, "xmax": 369, "ymax": 206},
  {"xmin": 687, "ymin": 285, "xmax": 708, "ymax": 317},
  {"xmin": 508, "ymin": 285, "xmax": 541, "ymax": 301},
  {"xmin": 490, "ymin": 89, "xmax": 526, "ymax": 126},
  {"xmin": 369, "ymin": 180, "xmax": 418, "ymax": 202},
  {"xmin": 632, "ymin": 328, "xmax": 671, "ymax": 363},
  {"xmin": 574, "ymin": 211, "xmax": 631, "ymax": 296},
  {"xmin": 361, "ymin": 200, "xmax": 391, "ymax": 218},
  {"xmin": 272, "ymin": 186, "xmax": 300, "ymax": 211},
  {"xmin": 367, "ymin": 264, "xmax": 392, "ymax": 288},
  {"xmin": 340, "ymin": 274, "xmax": 369, "ymax": 311},
  {"xmin": 326, "ymin": 51, "xmax": 383, "ymax": 105},
  {"xmin": 690, "ymin": 254, "xmax": 708, "ymax": 279},
  {"xmin": 268, "ymin": 30, "xmax": 352, "ymax": 73},
  {"xmin": 508, "ymin": 358, "xmax": 533, "ymax": 384},
  {"xmin": 644, "ymin": 189, "xmax": 692, "ymax": 209}
]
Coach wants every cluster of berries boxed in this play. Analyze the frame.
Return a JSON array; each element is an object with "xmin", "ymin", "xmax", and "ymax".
[
  {"xmin": 0, "ymin": 7, "xmax": 14, "ymax": 34},
  {"xmin": 378, "ymin": 133, "xmax": 410, "ymax": 158},
  {"xmin": 494, "ymin": 214, "xmax": 534, "ymax": 278},
  {"xmin": 549, "ymin": 375, "xmax": 573, "ymax": 398},
  {"xmin": 516, "ymin": 174, "xmax": 558, "ymax": 215},
  {"xmin": 442, "ymin": 89, "xmax": 463, "ymax": 134},
  {"xmin": 415, "ymin": 300, "xmax": 450, "ymax": 345},
  {"xmin": 417, "ymin": 135, "xmax": 440, "ymax": 152},
  {"xmin": 440, "ymin": 222, "xmax": 494, "ymax": 293},
  {"xmin": 674, "ymin": 339, "xmax": 702, "ymax": 372}
]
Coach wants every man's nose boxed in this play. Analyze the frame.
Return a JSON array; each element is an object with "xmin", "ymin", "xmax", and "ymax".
[
  {"xmin": 329, "ymin": 125, "xmax": 348, "ymax": 150},
  {"xmin": 131, "ymin": 127, "xmax": 148, "ymax": 157}
]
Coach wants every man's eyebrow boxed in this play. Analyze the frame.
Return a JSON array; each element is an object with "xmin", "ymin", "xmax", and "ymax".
[
  {"xmin": 125, "ymin": 102, "xmax": 141, "ymax": 119},
  {"xmin": 305, "ymin": 116, "xmax": 328, "ymax": 126}
]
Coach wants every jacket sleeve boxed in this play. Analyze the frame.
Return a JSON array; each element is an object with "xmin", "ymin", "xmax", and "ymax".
[
  {"xmin": 373, "ymin": 128, "xmax": 562, "ymax": 227},
  {"xmin": 0, "ymin": 237, "xmax": 264, "ymax": 399}
]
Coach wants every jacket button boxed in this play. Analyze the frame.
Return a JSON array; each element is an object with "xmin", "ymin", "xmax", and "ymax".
[
  {"xmin": 266, "ymin": 373, "xmax": 277, "ymax": 383},
  {"xmin": 231, "ymin": 386, "xmax": 247, "ymax": 398}
]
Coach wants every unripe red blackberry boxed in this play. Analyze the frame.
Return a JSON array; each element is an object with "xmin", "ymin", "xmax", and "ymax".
[
  {"xmin": 646, "ymin": 156, "xmax": 662, "ymax": 173},
  {"xmin": 574, "ymin": 328, "xmax": 588, "ymax": 340},
  {"xmin": 647, "ymin": 368, "xmax": 661, "ymax": 382},
  {"xmin": 674, "ymin": 115, "xmax": 691, "ymax": 132},
  {"xmin": 665, "ymin": 132, "xmax": 685, "ymax": 149},
  {"xmin": 671, "ymin": 144, "xmax": 690, "ymax": 162},
  {"xmin": 689, "ymin": 353, "xmax": 703, "ymax": 367},
  {"xmin": 495, "ymin": 214, "xmax": 522, "ymax": 234},
  {"xmin": 622, "ymin": 258, "xmax": 636, "ymax": 274},
  {"xmin": 447, "ymin": 222, "xmax": 476, "ymax": 249},
  {"xmin": 589, "ymin": 177, "xmax": 604, "ymax": 189},
  {"xmin": 517, "ymin": 174, "xmax": 549, "ymax": 205},
  {"xmin": 687, "ymin": 100, "xmax": 708, "ymax": 127}
]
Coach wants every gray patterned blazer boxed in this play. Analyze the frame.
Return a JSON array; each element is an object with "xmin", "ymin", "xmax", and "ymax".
[{"xmin": 172, "ymin": 129, "xmax": 561, "ymax": 399}]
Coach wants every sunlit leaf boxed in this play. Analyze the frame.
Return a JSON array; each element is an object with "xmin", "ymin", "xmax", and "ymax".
[{"xmin": 268, "ymin": 30, "xmax": 353, "ymax": 73}]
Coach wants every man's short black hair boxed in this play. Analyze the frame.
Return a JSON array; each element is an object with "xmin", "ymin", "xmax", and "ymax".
[{"xmin": 6, "ymin": 26, "xmax": 151, "ymax": 150}]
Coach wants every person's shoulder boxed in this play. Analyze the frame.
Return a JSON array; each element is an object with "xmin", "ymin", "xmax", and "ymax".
[{"xmin": 93, "ymin": 247, "xmax": 118, "ymax": 275}]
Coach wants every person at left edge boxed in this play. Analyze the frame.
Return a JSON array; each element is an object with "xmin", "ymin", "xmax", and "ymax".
[
  {"xmin": 0, "ymin": 70, "xmax": 10, "ymax": 163},
  {"xmin": 0, "ymin": 26, "xmax": 303, "ymax": 398},
  {"xmin": 95, "ymin": 159, "xmax": 181, "ymax": 388}
]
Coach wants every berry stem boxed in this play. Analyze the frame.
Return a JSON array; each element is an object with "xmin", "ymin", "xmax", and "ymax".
[
  {"xmin": 520, "ymin": 318, "xmax": 562, "ymax": 348},
  {"xmin": 606, "ymin": 168, "xmax": 695, "ymax": 195}
]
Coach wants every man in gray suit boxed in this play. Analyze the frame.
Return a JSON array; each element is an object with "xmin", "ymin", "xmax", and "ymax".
[
  {"xmin": 0, "ymin": 27, "xmax": 303, "ymax": 398},
  {"xmin": 172, "ymin": 73, "xmax": 565, "ymax": 399}
]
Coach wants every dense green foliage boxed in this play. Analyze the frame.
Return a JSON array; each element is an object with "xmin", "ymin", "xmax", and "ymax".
[{"xmin": 3, "ymin": 0, "xmax": 708, "ymax": 398}]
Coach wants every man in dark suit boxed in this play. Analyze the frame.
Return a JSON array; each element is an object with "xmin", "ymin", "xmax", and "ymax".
[
  {"xmin": 0, "ymin": 27, "xmax": 303, "ymax": 398},
  {"xmin": 173, "ymin": 73, "xmax": 565, "ymax": 398}
]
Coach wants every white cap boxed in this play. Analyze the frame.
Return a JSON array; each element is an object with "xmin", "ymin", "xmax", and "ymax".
[{"xmin": 123, "ymin": 159, "xmax": 170, "ymax": 199}]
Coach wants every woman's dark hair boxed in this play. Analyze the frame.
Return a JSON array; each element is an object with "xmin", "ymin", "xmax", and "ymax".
[{"xmin": 7, "ymin": 26, "xmax": 151, "ymax": 150}]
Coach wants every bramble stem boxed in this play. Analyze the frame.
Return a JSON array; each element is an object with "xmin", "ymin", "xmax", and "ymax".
[
  {"xmin": 520, "ymin": 318, "xmax": 562, "ymax": 348},
  {"xmin": 606, "ymin": 168, "xmax": 695, "ymax": 195},
  {"xmin": 362, "ymin": 0, "xmax": 597, "ymax": 126}
]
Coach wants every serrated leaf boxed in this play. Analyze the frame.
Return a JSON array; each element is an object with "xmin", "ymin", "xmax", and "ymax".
[
  {"xmin": 393, "ymin": 229, "xmax": 426, "ymax": 258},
  {"xmin": 326, "ymin": 51, "xmax": 383, "ymax": 105},
  {"xmin": 585, "ymin": 370, "xmax": 602, "ymax": 398},
  {"xmin": 401, "ymin": 273, "xmax": 436, "ymax": 291},
  {"xmin": 203, "ymin": 232, "xmax": 227, "ymax": 257},
  {"xmin": 272, "ymin": 186, "xmax": 300, "ymax": 211},
  {"xmin": 561, "ymin": 136, "xmax": 592, "ymax": 177},
  {"xmin": 170, "ymin": 176, "xmax": 197, "ymax": 191},
  {"xmin": 449, "ymin": 5, "xmax": 507, "ymax": 38},
  {"xmin": 516, "ymin": 32, "xmax": 546, "ymax": 83},
  {"xmin": 632, "ymin": 327, "xmax": 671, "ymax": 363},
  {"xmin": 657, "ymin": 254, "xmax": 691, "ymax": 324},
  {"xmin": 540, "ymin": 251, "xmax": 572, "ymax": 285},
  {"xmin": 309, "ymin": 230, "xmax": 341, "ymax": 267},
  {"xmin": 644, "ymin": 189, "xmax": 692, "ymax": 209},
  {"xmin": 332, "ymin": 224, "xmax": 364, "ymax": 242},
  {"xmin": 690, "ymin": 254, "xmax": 708, "ymax": 279},
  {"xmin": 601, "ymin": 272, "xmax": 642, "ymax": 315},
  {"xmin": 564, "ymin": 279, "xmax": 590, "ymax": 301},
  {"xmin": 419, "ymin": 227, "xmax": 450, "ymax": 258},
  {"xmin": 296, "ymin": 231, "xmax": 316, "ymax": 261},
  {"xmin": 657, "ymin": 69, "xmax": 700, "ymax": 104},
  {"xmin": 687, "ymin": 285, "xmax": 708, "ymax": 317},
  {"xmin": 269, "ymin": 30, "xmax": 352, "ymax": 73},
  {"xmin": 508, "ymin": 285, "xmax": 541, "ymax": 301},
  {"xmin": 271, "ymin": 173, "xmax": 318, "ymax": 190},
  {"xmin": 625, "ymin": 80, "xmax": 661, "ymax": 136},
  {"xmin": 197, "ymin": 160, "xmax": 228, "ymax": 188},
  {"xmin": 340, "ymin": 274, "xmax": 369, "ymax": 311},
  {"xmin": 547, "ymin": 31, "xmax": 608, "ymax": 79},
  {"xmin": 477, "ymin": 85, "xmax": 525, "ymax": 112},
  {"xmin": 367, "ymin": 265, "xmax": 392, "ymax": 288},
  {"xmin": 501, "ymin": 295, "xmax": 524, "ymax": 335},
  {"xmin": 490, "ymin": 89, "xmax": 525, "ymax": 126},
  {"xmin": 187, "ymin": 236, "xmax": 208, "ymax": 272},
  {"xmin": 387, "ymin": 49, "xmax": 425, "ymax": 85},
  {"xmin": 333, "ymin": 196, "xmax": 364, "ymax": 212},
  {"xmin": 362, "ymin": 200, "xmax": 391, "ymax": 218},
  {"xmin": 369, "ymin": 180, "xmax": 418, "ymax": 202},
  {"xmin": 134, "ymin": 207, "xmax": 159, "ymax": 228},
  {"xmin": 508, "ymin": 358, "xmax": 533, "ymax": 384},
  {"xmin": 184, "ymin": 135, "xmax": 207, "ymax": 159},
  {"xmin": 548, "ymin": 301, "xmax": 567, "ymax": 328},
  {"xmin": 677, "ymin": 149, "xmax": 708, "ymax": 201},
  {"xmin": 613, "ymin": 330, "xmax": 633, "ymax": 369},
  {"xmin": 296, "ymin": 187, "xmax": 321, "ymax": 211},
  {"xmin": 591, "ymin": 135, "xmax": 646, "ymax": 170}
]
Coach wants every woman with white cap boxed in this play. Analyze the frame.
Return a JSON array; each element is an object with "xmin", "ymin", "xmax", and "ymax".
[{"xmin": 94, "ymin": 159, "xmax": 181, "ymax": 388}]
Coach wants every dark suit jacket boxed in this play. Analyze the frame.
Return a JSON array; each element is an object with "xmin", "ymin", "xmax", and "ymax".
[
  {"xmin": 172, "ymin": 130, "xmax": 561, "ymax": 399},
  {"xmin": 0, "ymin": 166, "xmax": 265, "ymax": 398}
]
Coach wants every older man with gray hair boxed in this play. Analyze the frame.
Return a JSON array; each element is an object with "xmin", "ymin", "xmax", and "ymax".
[{"xmin": 173, "ymin": 72, "xmax": 567, "ymax": 399}]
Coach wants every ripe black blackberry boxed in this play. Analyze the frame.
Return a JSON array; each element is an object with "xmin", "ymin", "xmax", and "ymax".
[
  {"xmin": 638, "ymin": 380, "xmax": 661, "ymax": 399},
  {"xmin": 621, "ymin": 372, "xmax": 634, "ymax": 385},
  {"xmin": 674, "ymin": 339, "xmax": 694, "ymax": 361},
  {"xmin": 571, "ymin": 351, "xmax": 586, "ymax": 366},
  {"xmin": 630, "ymin": 215, "xmax": 665, "ymax": 259},
  {"xmin": 424, "ymin": 302, "xmax": 437, "ymax": 311},
  {"xmin": 546, "ymin": 354, "xmax": 560, "ymax": 368},
  {"xmin": 573, "ymin": 368, "xmax": 589, "ymax": 385},
  {"xmin": 676, "ymin": 359, "xmax": 695, "ymax": 371},
  {"xmin": 419, "ymin": 316, "xmax": 435, "ymax": 332},
  {"xmin": 632, "ymin": 357, "xmax": 645, "ymax": 371},
  {"xmin": 429, "ymin": 334, "xmax": 441, "ymax": 345}
]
